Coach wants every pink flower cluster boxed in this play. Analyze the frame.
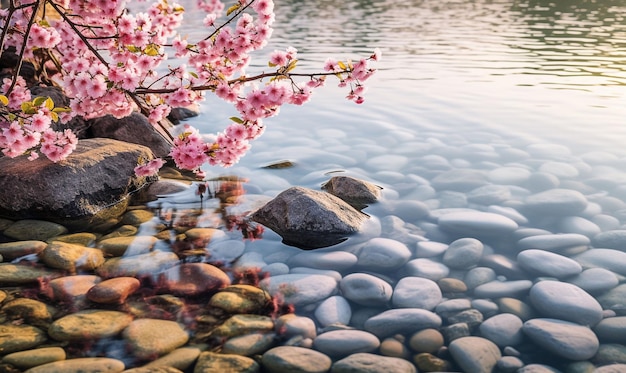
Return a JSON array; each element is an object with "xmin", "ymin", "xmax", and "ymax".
[{"xmin": 134, "ymin": 157, "xmax": 166, "ymax": 177}]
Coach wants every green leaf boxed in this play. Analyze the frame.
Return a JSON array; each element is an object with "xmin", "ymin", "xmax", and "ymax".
[
  {"xmin": 189, "ymin": 71, "xmax": 198, "ymax": 78},
  {"xmin": 32, "ymin": 96, "xmax": 47, "ymax": 107},
  {"xmin": 21, "ymin": 101, "xmax": 32, "ymax": 112},
  {"xmin": 229, "ymin": 116, "xmax": 244, "ymax": 124},
  {"xmin": 0, "ymin": 95, "xmax": 8, "ymax": 106},
  {"xmin": 52, "ymin": 106, "xmax": 72, "ymax": 113},
  {"xmin": 226, "ymin": 3, "xmax": 241, "ymax": 16}
]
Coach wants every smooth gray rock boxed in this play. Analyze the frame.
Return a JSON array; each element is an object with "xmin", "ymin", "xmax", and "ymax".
[
  {"xmin": 431, "ymin": 169, "xmax": 489, "ymax": 192},
  {"xmin": 517, "ymin": 233, "xmax": 590, "ymax": 255},
  {"xmin": 251, "ymin": 187, "xmax": 368, "ymax": 249},
  {"xmin": 473, "ymin": 280, "xmax": 533, "ymax": 298},
  {"xmin": 364, "ymin": 308, "xmax": 442, "ymax": 338},
  {"xmin": 331, "ymin": 352, "xmax": 416, "ymax": 373},
  {"xmin": 313, "ymin": 330, "xmax": 380, "ymax": 358},
  {"xmin": 594, "ymin": 316, "xmax": 626, "ymax": 344},
  {"xmin": 479, "ymin": 313, "xmax": 524, "ymax": 347},
  {"xmin": 260, "ymin": 274, "xmax": 337, "ymax": 308},
  {"xmin": 321, "ymin": 176, "xmax": 382, "ymax": 208},
  {"xmin": 448, "ymin": 336, "xmax": 501, "ymax": 373},
  {"xmin": 522, "ymin": 188, "xmax": 588, "ymax": 216},
  {"xmin": 443, "ymin": 237, "xmax": 484, "ymax": 269},
  {"xmin": 567, "ymin": 268, "xmax": 619, "ymax": 294},
  {"xmin": 529, "ymin": 281, "xmax": 603, "ymax": 326},
  {"xmin": 0, "ymin": 139, "xmax": 155, "ymax": 231},
  {"xmin": 592, "ymin": 230, "xmax": 626, "ymax": 251},
  {"xmin": 517, "ymin": 249, "xmax": 582, "ymax": 279},
  {"xmin": 403, "ymin": 258, "xmax": 450, "ymax": 281},
  {"xmin": 574, "ymin": 248, "xmax": 626, "ymax": 276},
  {"xmin": 391, "ymin": 277, "xmax": 442, "ymax": 310},
  {"xmin": 523, "ymin": 318, "xmax": 599, "ymax": 360},
  {"xmin": 314, "ymin": 295, "xmax": 352, "ymax": 327},
  {"xmin": 340, "ymin": 273, "xmax": 392, "ymax": 306},
  {"xmin": 438, "ymin": 211, "xmax": 518, "ymax": 238},
  {"xmin": 355, "ymin": 238, "xmax": 411, "ymax": 271},
  {"xmin": 262, "ymin": 346, "xmax": 331, "ymax": 373}
]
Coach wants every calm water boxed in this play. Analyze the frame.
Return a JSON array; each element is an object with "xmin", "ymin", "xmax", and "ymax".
[{"xmin": 172, "ymin": 0, "xmax": 626, "ymax": 167}]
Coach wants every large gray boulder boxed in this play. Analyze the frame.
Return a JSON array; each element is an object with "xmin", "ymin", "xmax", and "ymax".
[
  {"xmin": 251, "ymin": 186, "xmax": 368, "ymax": 249},
  {"xmin": 0, "ymin": 138, "xmax": 155, "ymax": 231}
]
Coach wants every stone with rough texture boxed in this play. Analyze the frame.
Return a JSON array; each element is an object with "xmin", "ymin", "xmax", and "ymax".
[
  {"xmin": 260, "ymin": 274, "xmax": 337, "ymax": 307},
  {"xmin": 251, "ymin": 186, "xmax": 368, "ymax": 248},
  {"xmin": 154, "ymin": 263, "xmax": 231, "ymax": 296},
  {"xmin": 364, "ymin": 308, "xmax": 442, "ymax": 338},
  {"xmin": 321, "ymin": 176, "xmax": 382, "ymax": 208},
  {"xmin": 208, "ymin": 285, "xmax": 271, "ymax": 314},
  {"xmin": 213, "ymin": 315, "xmax": 275, "ymax": 339},
  {"xmin": 313, "ymin": 330, "xmax": 380, "ymax": 358},
  {"xmin": 48, "ymin": 310, "xmax": 133, "ymax": 341},
  {"xmin": 123, "ymin": 319, "xmax": 189, "ymax": 360},
  {"xmin": 22, "ymin": 357, "xmax": 125, "ymax": 373},
  {"xmin": 2, "ymin": 298, "xmax": 57, "ymax": 328},
  {"xmin": 87, "ymin": 277, "xmax": 141, "ymax": 304},
  {"xmin": 522, "ymin": 318, "xmax": 599, "ymax": 360},
  {"xmin": 0, "ymin": 139, "xmax": 155, "ymax": 230},
  {"xmin": 1, "ymin": 347, "xmax": 66, "ymax": 370},
  {"xmin": 261, "ymin": 346, "xmax": 331, "ymax": 373},
  {"xmin": 331, "ymin": 352, "xmax": 417, "ymax": 373},
  {"xmin": 529, "ymin": 280, "xmax": 603, "ymax": 326},
  {"xmin": 194, "ymin": 351, "xmax": 259, "ymax": 373},
  {"xmin": 449, "ymin": 336, "xmax": 501, "ymax": 373},
  {"xmin": 0, "ymin": 324, "xmax": 47, "ymax": 354}
]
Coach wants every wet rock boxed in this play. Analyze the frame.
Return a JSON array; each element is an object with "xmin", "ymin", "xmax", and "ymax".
[
  {"xmin": 364, "ymin": 308, "xmax": 442, "ymax": 338},
  {"xmin": 413, "ymin": 353, "xmax": 451, "ymax": 372},
  {"xmin": 340, "ymin": 273, "xmax": 392, "ymax": 306},
  {"xmin": 529, "ymin": 280, "xmax": 603, "ymax": 326},
  {"xmin": 594, "ymin": 316, "xmax": 626, "ymax": 344},
  {"xmin": 0, "ymin": 263, "xmax": 63, "ymax": 285},
  {"xmin": 403, "ymin": 258, "xmax": 450, "ymax": 281},
  {"xmin": 260, "ymin": 274, "xmax": 337, "ymax": 307},
  {"xmin": 391, "ymin": 277, "xmax": 442, "ymax": 310},
  {"xmin": 48, "ymin": 310, "xmax": 133, "ymax": 341},
  {"xmin": 355, "ymin": 238, "xmax": 411, "ymax": 271},
  {"xmin": 261, "ymin": 346, "xmax": 331, "ymax": 373},
  {"xmin": 473, "ymin": 280, "xmax": 533, "ymax": 299},
  {"xmin": 142, "ymin": 346, "xmax": 202, "ymax": 371},
  {"xmin": 0, "ymin": 325, "xmax": 47, "ymax": 354},
  {"xmin": 448, "ymin": 336, "xmax": 501, "ymax": 373},
  {"xmin": 592, "ymin": 230, "xmax": 626, "ymax": 251},
  {"xmin": 39, "ymin": 241, "xmax": 105, "ymax": 273},
  {"xmin": 517, "ymin": 249, "xmax": 582, "ymax": 279},
  {"xmin": 331, "ymin": 352, "xmax": 416, "ymax": 373},
  {"xmin": 155, "ymin": 263, "xmax": 230, "ymax": 296},
  {"xmin": 123, "ymin": 319, "xmax": 189, "ymax": 360},
  {"xmin": 522, "ymin": 188, "xmax": 588, "ymax": 216},
  {"xmin": 592, "ymin": 344, "xmax": 626, "ymax": 365},
  {"xmin": 98, "ymin": 236, "xmax": 158, "ymax": 257},
  {"xmin": 497, "ymin": 298, "xmax": 536, "ymax": 321},
  {"xmin": 208, "ymin": 284, "xmax": 271, "ymax": 314},
  {"xmin": 23, "ymin": 357, "xmax": 125, "ymax": 373},
  {"xmin": 321, "ymin": 175, "xmax": 382, "ymax": 208},
  {"xmin": 288, "ymin": 250, "xmax": 357, "ymax": 271},
  {"xmin": 523, "ymin": 318, "xmax": 599, "ymax": 360},
  {"xmin": 574, "ymin": 249, "xmax": 626, "ymax": 276},
  {"xmin": 212, "ymin": 315, "xmax": 275, "ymax": 339},
  {"xmin": 442, "ymin": 237, "xmax": 484, "ymax": 269},
  {"xmin": 379, "ymin": 336, "xmax": 411, "ymax": 359},
  {"xmin": 517, "ymin": 233, "xmax": 590, "ymax": 255},
  {"xmin": 431, "ymin": 169, "xmax": 488, "ymax": 192},
  {"xmin": 1, "ymin": 347, "xmax": 66, "ymax": 370},
  {"xmin": 314, "ymin": 295, "xmax": 352, "ymax": 327},
  {"xmin": 87, "ymin": 277, "xmax": 141, "ymax": 304},
  {"xmin": 275, "ymin": 315, "xmax": 316, "ymax": 340},
  {"xmin": 251, "ymin": 186, "xmax": 368, "ymax": 249},
  {"xmin": 479, "ymin": 313, "xmax": 524, "ymax": 347},
  {"xmin": 567, "ymin": 268, "xmax": 619, "ymax": 294},
  {"xmin": 97, "ymin": 251, "xmax": 180, "ymax": 279},
  {"xmin": 0, "ymin": 139, "xmax": 155, "ymax": 231},
  {"xmin": 409, "ymin": 328, "xmax": 444, "ymax": 353},
  {"xmin": 222, "ymin": 332, "xmax": 276, "ymax": 356},
  {"xmin": 90, "ymin": 112, "xmax": 172, "ymax": 158},
  {"xmin": 46, "ymin": 275, "xmax": 100, "ymax": 304},
  {"xmin": 597, "ymin": 284, "xmax": 626, "ymax": 315},
  {"xmin": 3, "ymin": 220, "xmax": 67, "ymax": 241},
  {"xmin": 438, "ymin": 277, "xmax": 467, "ymax": 293},
  {"xmin": 2, "ymin": 298, "xmax": 57, "ymax": 328},
  {"xmin": 438, "ymin": 211, "xmax": 518, "ymax": 238},
  {"xmin": 313, "ymin": 330, "xmax": 380, "ymax": 358},
  {"xmin": 0, "ymin": 240, "xmax": 47, "ymax": 261},
  {"xmin": 194, "ymin": 351, "xmax": 259, "ymax": 373}
]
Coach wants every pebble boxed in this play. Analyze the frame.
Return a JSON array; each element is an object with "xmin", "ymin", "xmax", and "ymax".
[
  {"xmin": 435, "ymin": 298, "xmax": 472, "ymax": 318},
  {"xmin": 96, "ymin": 251, "xmax": 180, "ymax": 278},
  {"xmin": 86, "ymin": 277, "xmax": 141, "ymax": 304},
  {"xmin": 413, "ymin": 352, "xmax": 451, "ymax": 372},
  {"xmin": 522, "ymin": 318, "xmax": 599, "ymax": 360},
  {"xmin": 442, "ymin": 322, "xmax": 471, "ymax": 341},
  {"xmin": 23, "ymin": 357, "xmax": 125, "ymax": 373},
  {"xmin": 122, "ymin": 318, "xmax": 189, "ymax": 360},
  {"xmin": 364, "ymin": 308, "xmax": 442, "ymax": 338},
  {"xmin": 442, "ymin": 237, "xmax": 484, "ymax": 269},
  {"xmin": 275, "ymin": 315, "xmax": 316, "ymax": 339},
  {"xmin": 46, "ymin": 275, "xmax": 101, "ymax": 304},
  {"xmin": 261, "ymin": 346, "xmax": 331, "ymax": 373},
  {"xmin": 464, "ymin": 267, "xmax": 497, "ymax": 290},
  {"xmin": 567, "ymin": 268, "xmax": 619, "ymax": 294},
  {"xmin": 408, "ymin": 328, "xmax": 444, "ymax": 353},
  {"xmin": 431, "ymin": 169, "xmax": 489, "ymax": 192},
  {"xmin": 594, "ymin": 364, "xmax": 626, "ymax": 373},
  {"xmin": 403, "ymin": 258, "xmax": 450, "ymax": 281},
  {"xmin": 1, "ymin": 347, "xmax": 66, "ymax": 370},
  {"xmin": 313, "ymin": 330, "xmax": 380, "ymax": 357},
  {"xmin": 593, "ymin": 316, "xmax": 626, "ymax": 344},
  {"xmin": 438, "ymin": 277, "xmax": 468, "ymax": 293},
  {"xmin": 487, "ymin": 166, "xmax": 532, "ymax": 185},
  {"xmin": 479, "ymin": 313, "xmax": 524, "ymax": 347},
  {"xmin": 516, "ymin": 363, "xmax": 562, "ymax": 373},
  {"xmin": 466, "ymin": 184, "xmax": 512, "ymax": 205},
  {"xmin": 287, "ymin": 250, "xmax": 357, "ymax": 271},
  {"xmin": 529, "ymin": 281, "xmax": 603, "ymax": 326},
  {"xmin": 2, "ymin": 298, "xmax": 56, "ymax": 328},
  {"xmin": 39, "ymin": 241, "xmax": 105, "ymax": 273},
  {"xmin": 213, "ymin": 315, "xmax": 274, "ymax": 338},
  {"xmin": 222, "ymin": 332, "xmax": 276, "ymax": 356},
  {"xmin": 121, "ymin": 209, "xmax": 154, "ymax": 226},
  {"xmin": 522, "ymin": 188, "xmax": 588, "ymax": 216},
  {"xmin": 0, "ymin": 240, "xmax": 47, "ymax": 261},
  {"xmin": 48, "ymin": 310, "xmax": 133, "ymax": 341},
  {"xmin": 98, "ymin": 236, "xmax": 158, "ymax": 257},
  {"xmin": 379, "ymin": 336, "xmax": 410, "ymax": 358},
  {"xmin": 155, "ymin": 262, "xmax": 231, "ymax": 296},
  {"xmin": 448, "ymin": 336, "xmax": 501, "ymax": 373},
  {"xmin": 3, "ymin": 219, "xmax": 68, "ymax": 241},
  {"xmin": 497, "ymin": 356, "xmax": 524, "ymax": 372},
  {"xmin": 574, "ymin": 248, "xmax": 626, "ymax": 276},
  {"xmin": 208, "ymin": 284, "xmax": 271, "ymax": 314},
  {"xmin": 597, "ymin": 284, "xmax": 626, "ymax": 315},
  {"xmin": 592, "ymin": 230, "xmax": 626, "ymax": 251},
  {"xmin": 261, "ymin": 262, "xmax": 290, "ymax": 276},
  {"xmin": 331, "ymin": 352, "xmax": 417, "ymax": 373},
  {"xmin": 142, "ymin": 346, "xmax": 202, "ymax": 371},
  {"xmin": 193, "ymin": 351, "xmax": 259, "ymax": 373},
  {"xmin": 50, "ymin": 232, "xmax": 97, "ymax": 246},
  {"xmin": 289, "ymin": 267, "xmax": 343, "ymax": 282},
  {"xmin": 438, "ymin": 211, "xmax": 518, "ymax": 237},
  {"xmin": 592, "ymin": 343, "xmax": 626, "ymax": 365},
  {"xmin": 207, "ymin": 239, "xmax": 246, "ymax": 263},
  {"xmin": 391, "ymin": 277, "xmax": 442, "ymax": 310},
  {"xmin": 473, "ymin": 280, "xmax": 533, "ymax": 298},
  {"xmin": 556, "ymin": 216, "xmax": 601, "ymax": 237},
  {"xmin": 340, "ymin": 273, "xmax": 392, "ymax": 306},
  {"xmin": 517, "ymin": 249, "xmax": 582, "ymax": 279},
  {"xmin": 355, "ymin": 238, "xmax": 411, "ymax": 271},
  {"xmin": 260, "ymin": 274, "xmax": 337, "ymax": 307},
  {"xmin": 471, "ymin": 299, "xmax": 499, "ymax": 318},
  {"xmin": 516, "ymin": 233, "xmax": 590, "ymax": 254},
  {"xmin": 0, "ymin": 324, "xmax": 47, "ymax": 354},
  {"xmin": 447, "ymin": 309, "xmax": 484, "ymax": 329},
  {"xmin": 415, "ymin": 241, "xmax": 447, "ymax": 258},
  {"xmin": 479, "ymin": 254, "xmax": 529, "ymax": 280},
  {"xmin": 314, "ymin": 295, "xmax": 352, "ymax": 327}
]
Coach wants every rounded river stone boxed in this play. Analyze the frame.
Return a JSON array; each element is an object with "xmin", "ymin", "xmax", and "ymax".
[{"xmin": 48, "ymin": 310, "xmax": 133, "ymax": 341}]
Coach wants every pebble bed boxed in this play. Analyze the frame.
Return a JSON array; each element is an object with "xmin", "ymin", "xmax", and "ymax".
[{"xmin": 2, "ymin": 131, "xmax": 626, "ymax": 373}]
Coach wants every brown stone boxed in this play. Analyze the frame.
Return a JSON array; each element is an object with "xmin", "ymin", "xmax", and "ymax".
[
  {"xmin": 87, "ymin": 277, "xmax": 141, "ymax": 304},
  {"xmin": 155, "ymin": 263, "xmax": 231, "ymax": 296}
]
